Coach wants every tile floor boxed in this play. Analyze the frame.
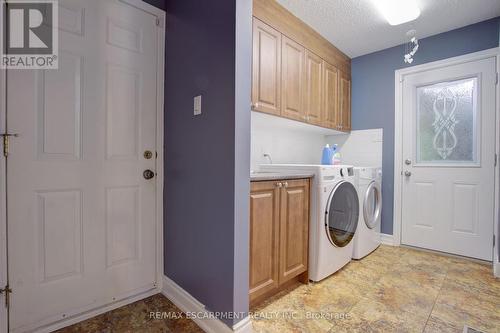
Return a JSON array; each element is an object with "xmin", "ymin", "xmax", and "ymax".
[
  {"xmin": 252, "ymin": 245, "xmax": 500, "ymax": 333},
  {"xmin": 55, "ymin": 294, "xmax": 204, "ymax": 333},
  {"xmin": 56, "ymin": 245, "xmax": 499, "ymax": 333}
]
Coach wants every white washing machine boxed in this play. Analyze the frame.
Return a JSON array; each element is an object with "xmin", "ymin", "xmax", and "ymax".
[
  {"xmin": 260, "ymin": 164, "xmax": 359, "ymax": 281},
  {"xmin": 352, "ymin": 167, "xmax": 382, "ymax": 260}
]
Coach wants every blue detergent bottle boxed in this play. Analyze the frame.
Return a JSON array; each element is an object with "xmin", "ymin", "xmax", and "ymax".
[{"xmin": 321, "ymin": 144, "xmax": 333, "ymax": 165}]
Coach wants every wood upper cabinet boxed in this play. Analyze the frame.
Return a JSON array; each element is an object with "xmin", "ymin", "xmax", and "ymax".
[
  {"xmin": 322, "ymin": 61, "xmax": 339, "ymax": 130},
  {"xmin": 279, "ymin": 179, "xmax": 309, "ymax": 284},
  {"xmin": 252, "ymin": 18, "xmax": 281, "ymax": 115},
  {"xmin": 249, "ymin": 178, "xmax": 310, "ymax": 306},
  {"xmin": 281, "ymin": 36, "xmax": 305, "ymax": 122},
  {"xmin": 249, "ymin": 181, "xmax": 280, "ymax": 303},
  {"xmin": 251, "ymin": 1, "xmax": 352, "ymax": 131},
  {"xmin": 303, "ymin": 51, "xmax": 323, "ymax": 126},
  {"xmin": 339, "ymin": 73, "xmax": 351, "ymax": 132}
]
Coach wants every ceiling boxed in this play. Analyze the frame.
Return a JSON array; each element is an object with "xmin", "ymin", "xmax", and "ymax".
[{"xmin": 276, "ymin": 0, "xmax": 500, "ymax": 58}]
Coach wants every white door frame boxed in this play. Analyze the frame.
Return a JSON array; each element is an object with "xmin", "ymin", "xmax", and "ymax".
[
  {"xmin": 0, "ymin": 0, "xmax": 166, "ymax": 331},
  {"xmin": 393, "ymin": 47, "xmax": 500, "ymax": 276},
  {"xmin": 0, "ymin": 33, "xmax": 7, "ymax": 333}
]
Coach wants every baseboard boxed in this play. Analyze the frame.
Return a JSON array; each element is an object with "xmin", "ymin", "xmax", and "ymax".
[
  {"xmin": 380, "ymin": 233, "xmax": 395, "ymax": 246},
  {"xmin": 494, "ymin": 262, "xmax": 500, "ymax": 278},
  {"xmin": 161, "ymin": 276, "xmax": 252, "ymax": 333}
]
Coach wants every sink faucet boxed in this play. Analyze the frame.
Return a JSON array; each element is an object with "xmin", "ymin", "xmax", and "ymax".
[{"xmin": 263, "ymin": 153, "xmax": 273, "ymax": 164}]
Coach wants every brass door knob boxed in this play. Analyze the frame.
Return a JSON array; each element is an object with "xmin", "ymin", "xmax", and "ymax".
[{"xmin": 143, "ymin": 169, "xmax": 155, "ymax": 180}]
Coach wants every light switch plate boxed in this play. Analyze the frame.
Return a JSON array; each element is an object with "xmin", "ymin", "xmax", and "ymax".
[{"xmin": 194, "ymin": 95, "xmax": 202, "ymax": 116}]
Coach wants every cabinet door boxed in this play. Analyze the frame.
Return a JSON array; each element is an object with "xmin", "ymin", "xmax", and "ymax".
[
  {"xmin": 304, "ymin": 50, "xmax": 323, "ymax": 126},
  {"xmin": 252, "ymin": 18, "xmax": 281, "ymax": 115},
  {"xmin": 322, "ymin": 61, "xmax": 339, "ymax": 129},
  {"xmin": 340, "ymin": 73, "xmax": 351, "ymax": 132},
  {"xmin": 279, "ymin": 179, "xmax": 309, "ymax": 284},
  {"xmin": 249, "ymin": 181, "xmax": 281, "ymax": 302},
  {"xmin": 281, "ymin": 36, "xmax": 305, "ymax": 121}
]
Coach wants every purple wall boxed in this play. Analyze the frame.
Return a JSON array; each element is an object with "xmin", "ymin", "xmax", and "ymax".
[{"xmin": 351, "ymin": 17, "xmax": 500, "ymax": 236}]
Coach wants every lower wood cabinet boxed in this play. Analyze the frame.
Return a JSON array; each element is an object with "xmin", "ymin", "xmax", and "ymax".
[{"xmin": 249, "ymin": 178, "xmax": 310, "ymax": 306}]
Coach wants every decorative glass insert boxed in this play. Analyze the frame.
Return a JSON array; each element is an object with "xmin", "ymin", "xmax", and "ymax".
[{"xmin": 416, "ymin": 77, "xmax": 478, "ymax": 164}]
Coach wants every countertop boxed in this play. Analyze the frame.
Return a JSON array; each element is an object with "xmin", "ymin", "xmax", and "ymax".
[{"xmin": 250, "ymin": 172, "xmax": 315, "ymax": 182}]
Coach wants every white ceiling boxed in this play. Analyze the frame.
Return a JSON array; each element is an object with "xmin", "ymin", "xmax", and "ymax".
[{"xmin": 276, "ymin": 0, "xmax": 500, "ymax": 58}]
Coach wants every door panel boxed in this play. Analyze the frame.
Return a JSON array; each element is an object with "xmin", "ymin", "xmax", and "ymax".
[
  {"xmin": 252, "ymin": 18, "xmax": 281, "ymax": 116},
  {"xmin": 7, "ymin": 1, "xmax": 159, "ymax": 330},
  {"xmin": 281, "ymin": 36, "xmax": 305, "ymax": 121},
  {"xmin": 339, "ymin": 74, "xmax": 351, "ymax": 132},
  {"xmin": 279, "ymin": 179, "xmax": 309, "ymax": 284},
  {"xmin": 401, "ymin": 57, "xmax": 496, "ymax": 260},
  {"xmin": 249, "ymin": 181, "xmax": 280, "ymax": 302},
  {"xmin": 304, "ymin": 50, "xmax": 323, "ymax": 126},
  {"xmin": 37, "ymin": 52, "xmax": 82, "ymax": 160},
  {"xmin": 322, "ymin": 61, "xmax": 339, "ymax": 129}
]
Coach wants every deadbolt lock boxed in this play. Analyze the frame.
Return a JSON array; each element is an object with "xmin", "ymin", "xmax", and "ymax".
[{"xmin": 144, "ymin": 150, "xmax": 153, "ymax": 159}]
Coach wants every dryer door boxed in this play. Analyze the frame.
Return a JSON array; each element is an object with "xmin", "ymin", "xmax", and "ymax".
[
  {"xmin": 363, "ymin": 181, "xmax": 382, "ymax": 229},
  {"xmin": 325, "ymin": 181, "xmax": 359, "ymax": 247}
]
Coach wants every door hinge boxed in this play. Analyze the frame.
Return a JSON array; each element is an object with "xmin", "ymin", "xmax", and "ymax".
[
  {"xmin": 0, "ymin": 133, "xmax": 19, "ymax": 157},
  {"xmin": 494, "ymin": 235, "xmax": 496, "ymax": 247},
  {"xmin": 0, "ymin": 285, "xmax": 12, "ymax": 309},
  {"xmin": 495, "ymin": 153, "xmax": 498, "ymax": 167}
]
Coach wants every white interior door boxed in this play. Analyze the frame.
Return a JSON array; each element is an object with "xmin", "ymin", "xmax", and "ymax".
[
  {"xmin": 6, "ymin": 0, "xmax": 159, "ymax": 331},
  {"xmin": 401, "ymin": 57, "xmax": 496, "ymax": 261}
]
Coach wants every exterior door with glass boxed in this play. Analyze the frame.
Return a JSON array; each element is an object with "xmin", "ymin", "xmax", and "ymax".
[{"xmin": 401, "ymin": 57, "xmax": 496, "ymax": 261}]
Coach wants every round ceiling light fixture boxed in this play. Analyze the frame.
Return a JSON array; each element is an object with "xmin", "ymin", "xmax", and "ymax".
[{"xmin": 372, "ymin": 0, "xmax": 421, "ymax": 26}]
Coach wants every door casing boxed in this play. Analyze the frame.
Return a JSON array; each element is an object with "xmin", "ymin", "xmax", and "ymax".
[
  {"xmin": 0, "ymin": 19, "xmax": 7, "ymax": 333},
  {"xmin": 393, "ymin": 47, "xmax": 500, "ymax": 277},
  {"xmin": 0, "ymin": 0, "xmax": 166, "ymax": 331}
]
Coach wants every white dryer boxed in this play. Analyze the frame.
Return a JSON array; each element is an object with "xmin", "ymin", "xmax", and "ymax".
[
  {"xmin": 260, "ymin": 164, "xmax": 359, "ymax": 281},
  {"xmin": 352, "ymin": 167, "xmax": 382, "ymax": 260}
]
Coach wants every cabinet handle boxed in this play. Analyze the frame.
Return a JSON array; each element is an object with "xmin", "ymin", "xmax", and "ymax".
[
  {"xmin": 276, "ymin": 182, "xmax": 283, "ymax": 188},
  {"xmin": 283, "ymin": 182, "xmax": 289, "ymax": 188}
]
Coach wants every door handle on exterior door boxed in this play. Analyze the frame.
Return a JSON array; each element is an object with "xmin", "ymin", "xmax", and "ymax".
[
  {"xmin": 404, "ymin": 171, "xmax": 412, "ymax": 177},
  {"xmin": 143, "ymin": 169, "xmax": 155, "ymax": 180}
]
